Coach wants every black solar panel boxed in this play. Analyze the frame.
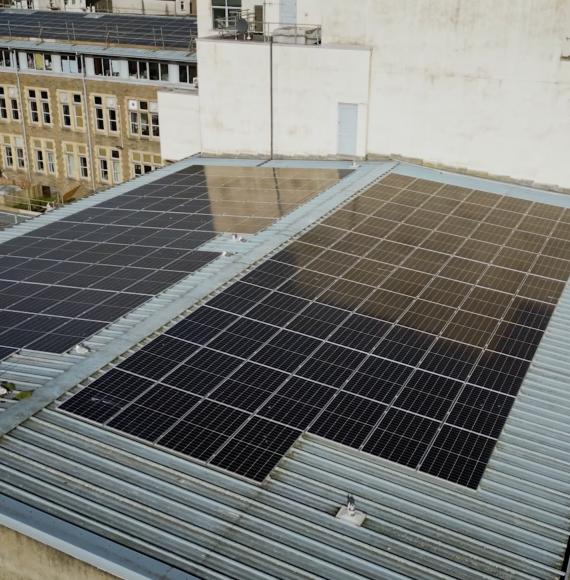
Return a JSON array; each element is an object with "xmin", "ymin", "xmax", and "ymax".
[
  {"xmin": 60, "ymin": 172, "xmax": 570, "ymax": 487},
  {"xmin": 0, "ymin": 165, "xmax": 346, "ymax": 356},
  {"xmin": 0, "ymin": 10, "xmax": 198, "ymax": 50}
]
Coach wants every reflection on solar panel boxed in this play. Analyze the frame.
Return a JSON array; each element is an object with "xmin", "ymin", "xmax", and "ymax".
[
  {"xmin": 0, "ymin": 165, "xmax": 345, "ymax": 354},
  {"xmin": 60, "ymin": 172, "xmax": 570, "ymax": 487},
  {"xmin": 0, "ymin": 11, "xmax": 198, "ymax": 49}
]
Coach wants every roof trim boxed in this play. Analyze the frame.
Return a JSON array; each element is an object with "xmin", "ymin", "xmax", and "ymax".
[
  {"xmin": 0, "ymin": 495, "xmax": 195, "ymax": 579},
  {"xmin": 0, "ymin": 39, "xmax": 196, "ymax": 60}
]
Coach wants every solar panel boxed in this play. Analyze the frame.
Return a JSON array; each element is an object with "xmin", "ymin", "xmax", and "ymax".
[
  {"xmin": 0, "ymin": 11, "xmax": 198, "ymax": 50},
  {"xmin": 0, "ymin": 165, "xmax": 346, "ymax": 355},
  {"xmin": 60, "ymin": 172, "xmax": 570, "ymax": 487}
]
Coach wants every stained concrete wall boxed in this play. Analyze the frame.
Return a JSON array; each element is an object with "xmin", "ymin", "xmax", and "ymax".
[
  {"xmin": 197, "ymin": 39, "xmax": 272, "ymax": 157},
  {"xmin": 197, "ymin": 0, "xmax": 570, "ymax": 189},
  {"xmin": 197, "ymin": 38, "xmax": 370, "ymax": 159},
  {"xmin": 0, "ymin": 526, "xmax": 116, "ymax": 580},
  {"xmin": 297, "ymin": 0, "xmax": 570, "ymax": 189},
  {"xmin": 158, "ymin": 89, "xmax": 202, "ymax": 160},
  {"xmin": 272, "ymin": 43, "xmax": 370, "ymax": 158}
]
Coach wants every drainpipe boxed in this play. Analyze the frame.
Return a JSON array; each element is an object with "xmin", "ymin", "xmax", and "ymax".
[
  {"xmin": 80, "ymin": 53, "xmax": 97, "ymax": 193},
  {"xmin": 13, "ymin": 50, "xmax": 33, "ymax": 185},
  {"xmin": 269, "ymin": 34, "xmax": 274, "ymax": 160}
]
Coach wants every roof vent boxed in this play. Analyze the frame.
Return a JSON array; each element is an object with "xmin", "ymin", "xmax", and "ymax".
[{"xmin": 336, "ymin": 494, "xmax": 366, "ymax": 526}]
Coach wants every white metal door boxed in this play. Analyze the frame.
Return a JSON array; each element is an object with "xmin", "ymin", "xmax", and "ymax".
[
  {"xmin": 280, "ymin": 0, "xmax": 297, "ymax": 24},
  {"xmin": 337, "ymin": 103, "xmax": 358, "ymax": 157}
]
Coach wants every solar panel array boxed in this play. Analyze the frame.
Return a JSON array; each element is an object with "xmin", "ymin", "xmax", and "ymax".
[
  {"xmin": 0, "ymin": 10, "xmax": 197, "ymax": 49},
  {"xmin": 0, "ymin": 165, "xmax": 344, "ymax": 355},
  {"xmin": 60, "ymin": 173, "xmax": 570, "ymax": 487}
]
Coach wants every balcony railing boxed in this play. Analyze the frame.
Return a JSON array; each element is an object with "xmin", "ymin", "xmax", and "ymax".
[{"xmin": 215, "ymin": 10, "xmax": 321, "ymax": 46}]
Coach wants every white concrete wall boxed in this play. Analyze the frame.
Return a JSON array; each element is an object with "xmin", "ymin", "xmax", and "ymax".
[
  {"xmin": 197, "ymin": 38, "xmax": 370, "ymax": 158},
  {"xmin": 273, "ymin": 43, "xmax": 370, "ymax": 158},
  {"xmin": 157, "ymin": 90, "xmax": 201, "ymax": 160},
  {"xmin": 197, "ymin": 0, "xmax": 219, "ymax": 37},
  {"xmin": 197, "ymin": 39, "xmax": 271, "ymax": 156},
  {"xmin": 296, "ymin": 0, "xmax": 570, "ymax": 188}
]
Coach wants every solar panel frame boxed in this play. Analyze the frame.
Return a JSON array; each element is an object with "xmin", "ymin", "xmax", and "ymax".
[{"xmin": 59, "ymin": 171, "xmax": 570, "ymax": 487}]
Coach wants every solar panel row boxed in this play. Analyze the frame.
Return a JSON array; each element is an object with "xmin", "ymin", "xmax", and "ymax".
[
  {"xmin": 0, "ymin": 165, "xmax": 345, "ymax": 355},
  {"xmin": 0, "ymin": 10, "xmax": 198, "ymax": 49},
  {"xmin": 60, "ymin": 172, "xmax": 570, "ymax": 488}
]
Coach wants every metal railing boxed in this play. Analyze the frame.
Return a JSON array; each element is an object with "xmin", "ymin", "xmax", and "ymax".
[
  {"xmin": 0, "ymin": 209, "xmax": 28, "ymax": 228},
  {"xmin": 215, "ymin": 10, "xmax": 321, "ymax": 45},
  {"xmin": 0, "ymin": 17, "xmax": 197, "ymax": 49},
  {"xmin": 0, "ymin": 192, "xmax": 62, "ymax": 213}
]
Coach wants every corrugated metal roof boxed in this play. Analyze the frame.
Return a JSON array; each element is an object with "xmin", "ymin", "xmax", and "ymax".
[
  {"xmin": 0, "ymin": 158, "xmax": 383, "ymax": 430},
  {"xmin": 0, "ymin": 162, "xmax": 569, "ymax": 579}
]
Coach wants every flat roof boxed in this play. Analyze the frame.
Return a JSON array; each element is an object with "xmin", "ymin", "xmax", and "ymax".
[
  {"xmin": 0, "ymin": 9, "xmax": 197, "ymax": 50},
  {"xmin": 0, "ymin": 158, "xmax": 569, "ymax": 579}
]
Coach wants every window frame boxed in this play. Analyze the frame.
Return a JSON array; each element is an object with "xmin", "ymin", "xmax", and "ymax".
[
  {"xmin": 63, "ymin": 142, "xmax": 89, "ymax": 181},
  {"xmin": 26, "ymin": 52, "xmax": 53, "ymax": 72},
  {"xmin": 1, "ymin": 134, "xmax": 25, "ymax": 171},
  {"xmin": 32, "ymin": 138, "xmax": 56, "ymax": 175},
  {"xmin": 178, "ymin": 63, "xmax": 198, "ymax": 84},
  {"xmin": 97, "ymin": 146, "xmax": 122, "ymax": 185},
  {"xmin": 60, "ymin": 53, "xmax": 83, "ymax": 75},
  {"xmin": 212, "ymin": 0, "xmax": 242, "ymax": 27},
  {"xmin": 93, "ymin": 94, "xmax": 119, "ymax": 136},
  {"xmin": 128, "ymin": 99, "xmax": 159, "ymax": 139},
  {"xmin": 93, "ymin": 57, "xmax": 120, "ymax": 78},
  {"xmin": 58, "ymin": 91, "xmax": 84, "ymax": 131},
  {"xmin": 27, "ymin": 88, "xmax": 51, "ymax": 127},
  {"xmin": 0, "ymin": 86, "xmax": 20, "ymax": 122},
  {"xmin": 0, "ymin": 49, "xmax": 12, "ymax": 68}
]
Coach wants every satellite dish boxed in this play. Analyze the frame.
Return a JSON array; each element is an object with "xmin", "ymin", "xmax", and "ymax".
[{"xmin": 236, "ymin": 18, "xmax": 248, "ymax": 36}]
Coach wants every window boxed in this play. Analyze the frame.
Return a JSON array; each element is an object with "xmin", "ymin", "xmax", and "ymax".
[
  {"xmin": 178, "ymin": 63, "xmax": 198, "ymax": 84},
  {"xmin": 98, "ymin": 147, "xmax": 121, "ymax": 184},
  {"xmin": 93, "ymin": 95, "xmax": 119, "ymax": 135},
  {"xmin": 128, "ymin": 99, "xmax": 159, "ymax": 138},
  {"xmin": 93, "ymin": 57, "xmax": 120, "ymax": 77},
  {"xmin": 28, "ymin": 89, "xmax": 39, "ymax": 123},
  {"xmin": 1, "ymin": 135, "xmax": 25, "ymax": 171},
  {"xmin": 59, "ymin": 92, "xmax": 84, "ymax": 131},
  {"xmin": 0, "ymin": 49, "xmax": 11, "ymax": 68},
  {"xmin": 61, "ymin": 53, "xmax": 83, "ymax": 74},
  {"xmin": 16, "ymin": 146, "xmax": 25, "ymax": 169},
  {"xmin": 11, "ymin": 97, "xmax": 19, "ymax": 121},
  {"xmin": 130, "ymin": 151, "xmax": 162, "ymax": 178},
  {"xmin": 212, "ymin": 0, "xmax": 242, "ymax": 27},
  {"xmin": 41, "ymin": 90, "xmax": 51, "ymax": 124},
  {"xmin": 26, "ymin": 52, "xmax": 53, "ymax": 71},
  {"xmin": 80, "ymin": 156, "xmax": 89, "ymax": 178},
  {"xmin": 32, "ymin": 138, "xmax": 56, "ymax": 175},
  {"xmin": 0, "ymin": 89, "xmax": 6, "ymax": 120},
  {"xmin": 0, "ymin": 86, "xmax": 19, "ymax": 122},
  {"xmin": 128, "ymin": 60, "xmax": 169, "ymax": 81},
  {"xmin": 3, "ymin": 143, "xmax": 13, "ymax": 167},
  {"xmin": 47, "ymin": 149, "xmax": 56, "ymax": 174},
  {"xmin": 63, "ymin": 142, "xmax": 89, "ymax": 180},
  {"xmin": 28, "ymin": 89, "xmax": 51, "ymax": 126},
  {"xmin": 36, "ymin": 149, "xmax": 44, "ymax": 171}
]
